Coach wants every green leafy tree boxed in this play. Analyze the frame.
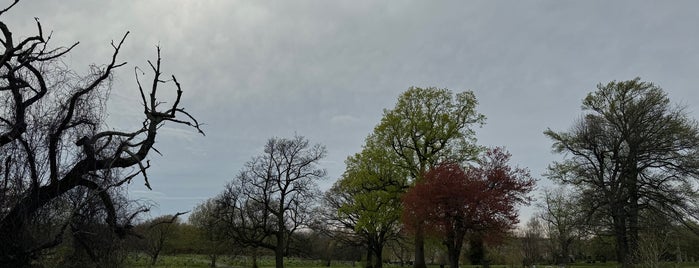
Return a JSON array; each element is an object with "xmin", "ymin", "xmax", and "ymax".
[
  {"xmin": 545, "ymin": 78, "xmax": 699, "ymax": 268},
  {"xmin": 328, "ymin": 137, "xmax": 408, "ymax": 268},
  {"xmin": 373, "ymin": 86, "xmax": 485, "ymax": 268}
]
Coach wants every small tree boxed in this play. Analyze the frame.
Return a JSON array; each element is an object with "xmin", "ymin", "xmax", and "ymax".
[
  {"xmin": 538, "ymin": 187, "xmax": 584, "ymax": 265},
  {"xmin": 522, "ymin": 217, "xmax": 544, "ymax": 267},
  {"xmin": 139, "ymin": 213, "xmax": 187, "ymax": 266},
  {"xmin": 190, "ymin": 200, "xmax": 230, "ymax": 267},
  {"xmin": 402, "ymin": 148, "xmax": 535, "ymax": 268}
]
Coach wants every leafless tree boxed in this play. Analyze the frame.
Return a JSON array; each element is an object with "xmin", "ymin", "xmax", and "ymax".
[
  {"xmin": 214, "ymin": 135, "xmax": 326, "ymax": 268},
  {"xmin": 139, "ymin": 213, "xmax": 187, "ymax": 266},
  {"xmin": 0, "ymin": 1, "xmax": 203, "ymax": 265}
]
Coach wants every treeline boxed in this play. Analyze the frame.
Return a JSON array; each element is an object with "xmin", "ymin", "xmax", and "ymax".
[{"xmin": 183, "ymin": 82, "xmax": 699, "ymax": 268}]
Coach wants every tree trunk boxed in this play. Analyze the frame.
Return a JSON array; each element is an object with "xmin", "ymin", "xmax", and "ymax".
[
  {"xmin": 374, "ymin": 243, "xmax": 384, "ymax": 268},
  {"xmin": 613, "ymin": 212, "xmax": 630, "ymax": 268},
  {"xmin": 627, "ymin": 170, "xmax": 640, "ymax": 267},
  {"xmin": 252, "ymin": 249, "xmax": 259, "ymax": 268},
  {"xmin": 150, "ymin": 252, "xmax": 159, "ymax": 266},
  {"xmin": 414, "ymin": 225, "xmax": 427, "ymax": 268},
  {"xmin": 468, "ymin": 235, "xmax": 485, "ymax": 266},
  {"xmin": 276, "ymin": 234, "xmax": 285, "ymax": 268},
  {"xmin": 447, "ymin": 243, "xmax": 461, "ymax": 268},
  {"xmin": 445, "ymin": 230, "xmax": 464, "ymax": 268},
  {"xmin": 366, "ymin": 247, "xmax": 374, "ymax": 268},
  {"xmin": 209, "ymin": 254, "xmax": 217, "ymax": 268}
]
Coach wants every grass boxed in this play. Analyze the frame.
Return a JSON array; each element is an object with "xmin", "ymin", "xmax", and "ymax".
[{"xmin": 125, "ymin": 254, "xmax": 699, "ymax": 268}]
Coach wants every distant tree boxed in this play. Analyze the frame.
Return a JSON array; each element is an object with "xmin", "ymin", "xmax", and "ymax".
[
  {"xmin": 545, "ymin": 78, "xmax": 699, "ymax": 268},
  {"xmin": 138, "ymin": 213, "xmax": 187, "ymax": 266},
  {"xmin": 538, "ymin": 187, "xmax": 583, "ymax": 265},
  {"xmin": 190, "ymin": 200, "xmax": 229, "ymax": 267},
  {"xmin": 0, "ymin": 1, "xmax": 203, "ymax": 265},
  {"xmin": 214, "ymin": 135, "xmax": 326, "ymax": 268},
  {"xmin": 324, "ymin": 137, "xmax": 408, "ymax": 268},
  {"xmin": 402, "ymin": 148, "xmax": 535, "ymax": 268},
  {"xmin": 373, "ymin": 86, "xmax": 485, "ymax": 268},
  {"xmin": 522, "ymin": 217, "xmax": 544, "ymax": 267}
]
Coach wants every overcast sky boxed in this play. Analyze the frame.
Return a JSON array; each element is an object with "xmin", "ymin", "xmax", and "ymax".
[{"xmin": 5, "ymin": 1, "xmax": 699, "ymax": 222}]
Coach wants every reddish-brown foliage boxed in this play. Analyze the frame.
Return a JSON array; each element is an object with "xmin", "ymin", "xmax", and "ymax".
[{"xmin": 401, "ymin": 148, "xmax": 535, "ymax": 267}]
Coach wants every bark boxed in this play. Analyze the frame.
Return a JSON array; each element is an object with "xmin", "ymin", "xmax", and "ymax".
[
  {"xmin": 413, "ymin": 226, "xmax": 427, "ymax": 268},
  {"xmin": 445, "ymin": 229, "xmax": 465, "ymax": 268},
  {"xmin": 373, "ymin": 242, "xmax": 384, "ymax": 268},
  {"xmin": 275, "ymin": 229, "xmax": 285, "ymax": 268}
]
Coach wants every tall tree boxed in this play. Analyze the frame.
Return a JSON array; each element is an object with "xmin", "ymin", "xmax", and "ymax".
[
  {"xmin": 373, "ymin": 86, "xmax": 485, "ymax": 268},
  {"xmin": 215, "ymin": 135, "xmax": 326, "ymax": 268},
  {"xmin": 402, "ymin": 148, "xmax": 535, "ymax": 268},
  {"xmin": 0, "ymin": 1, "xmax": 203, "ymax": 265},
  {"xmin": 325, "ymin": 137, "xmax": 408, "ymax": 268},
  {"xmin": 545, "ymin": 78, "xmax": 699, "ymax": 268}
]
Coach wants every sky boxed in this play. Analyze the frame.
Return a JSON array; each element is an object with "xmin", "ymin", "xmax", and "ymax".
[{"xmin": 4, "ymin": 1, "xmax": 699, "ymax": 223}]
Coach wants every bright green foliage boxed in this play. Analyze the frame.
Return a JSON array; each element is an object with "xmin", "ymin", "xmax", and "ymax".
[
  {"xmin": 372, "ymin": 86, "xmax": 485, "ymax": 268},
  {"xmin": 374, "ymin": 87, "xmax": 486, "ymax": 181},
  {"xmin": 332, "ymin": 137, "xmax": 408, "ymax": 268}
]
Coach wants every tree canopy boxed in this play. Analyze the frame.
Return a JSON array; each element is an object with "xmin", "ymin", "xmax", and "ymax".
[
  {"xmin": 372, "ymin": 86, "xmax": 485, "ymax": 268},
  {"xmin": 545, "ymin": 78, "xmax": 699, "ymax": 267},
  {"xmin": 402, "ymin": 148, "xmax": 534, "ymax": 268}
]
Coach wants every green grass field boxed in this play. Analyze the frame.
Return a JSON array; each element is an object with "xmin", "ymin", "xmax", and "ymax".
[{"xmin": 125, "ymin": 254, "xmax": 699, "ymax": 268}]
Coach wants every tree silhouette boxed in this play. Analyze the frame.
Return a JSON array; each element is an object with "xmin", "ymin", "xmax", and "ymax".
[{"xmin": 0, "ymin": 1, "xmax": 203, "ymax": 265}]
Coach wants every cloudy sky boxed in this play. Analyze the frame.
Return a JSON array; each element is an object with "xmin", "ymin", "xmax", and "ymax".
[{"xmin": 5, "ymin": 1, "xmax": 699, "ymax": 222}]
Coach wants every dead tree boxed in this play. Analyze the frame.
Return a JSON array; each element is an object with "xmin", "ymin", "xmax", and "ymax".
[{"xmin": 0, "ymin": 1, "xmax": 203, "ymax": 265}]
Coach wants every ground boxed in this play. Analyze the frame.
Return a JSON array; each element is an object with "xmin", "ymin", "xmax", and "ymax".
[{"xmin": 124, "ymin": 255, "xmax": 699, "ymax": 268}]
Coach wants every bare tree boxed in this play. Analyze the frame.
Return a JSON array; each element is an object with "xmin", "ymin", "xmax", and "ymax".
[
  {"xmin": 214, "ymin": 135, "xmax": 326, "ymax": 268},
  {"xmin": 0, "ymin": 1, "xmax": 203, "ymax": 265},
  {"xmin": 139, "ymin": 213, "xmax": 187, "ymax": 266}
]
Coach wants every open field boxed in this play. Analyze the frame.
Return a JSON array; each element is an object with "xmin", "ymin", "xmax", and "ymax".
[{"xmin": 125, "ymin": 255, "xmax": 699, "ymax": 268}]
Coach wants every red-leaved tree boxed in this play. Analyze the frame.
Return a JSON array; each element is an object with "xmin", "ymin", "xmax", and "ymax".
[{"xmin": 402, "ymin": 148, "xmax": 535, "ymax": 268}]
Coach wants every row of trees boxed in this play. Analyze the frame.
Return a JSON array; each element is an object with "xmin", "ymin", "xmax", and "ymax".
[
  {"xmin": 191, "ymin": 81, "xmax": 699, "ymax": 268},
  {"xmin": 3, "ymin": 0, "xmax": 699, "ymax": 266},
  {"xmin": 519, "ymin": 186, "xmax": 699, "ymax": 267},
  {"xmin": 191, "ymin": 87, "xmax": 536, "ymax": 268}
]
